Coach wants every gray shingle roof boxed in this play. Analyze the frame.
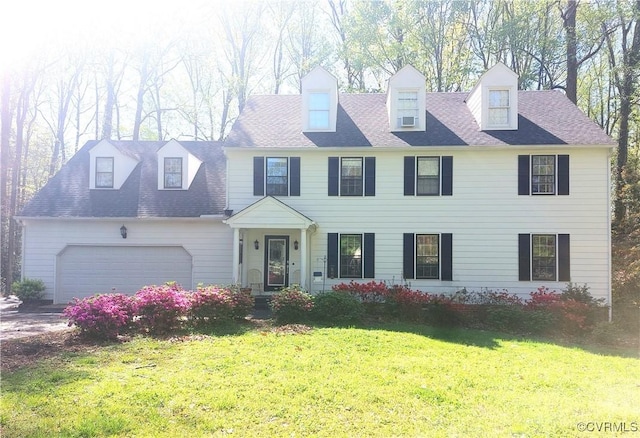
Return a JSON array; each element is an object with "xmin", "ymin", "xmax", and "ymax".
[
  {"xmin": 19, "ymin": 140, "xmax": 226, "ymax": 218},
  {"xmin": 225, "ymin": 91, "xmax": 615, "ymax": 148}
]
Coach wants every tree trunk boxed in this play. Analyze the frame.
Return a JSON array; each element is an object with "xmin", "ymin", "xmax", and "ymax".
[
  {"xmin": 1, "ymin": 72, "xmax": 11, "ymax": 293},
  {"xmin": 563, "ymin": 0, "xmax": 578, "ymax": 104}
]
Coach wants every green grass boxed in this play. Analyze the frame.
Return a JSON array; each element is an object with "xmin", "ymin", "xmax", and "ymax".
[{"xmin": 1, "ymin": 322, "xmax": 638, "ymax": 437}]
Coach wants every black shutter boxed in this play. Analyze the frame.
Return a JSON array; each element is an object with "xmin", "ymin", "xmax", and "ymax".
[
  {"xmin": 290, "ymin": 157, "xmax": 300, "ymax": 196},
  {"xmin": 403, "ymin": 233, "xmax": 415, "ymax": 280},
  {"xmin": 441, "ymin": 233, "xmax": 453, "ymax": 281},
  {"xmin": 253, "ymin": 157, "xmax": 264, "ymax": 196},
  {"xmin": 442, "ymin": 156, "xmax": 453, "ymax": 196},
  {"xmin": 518, "ymin": 234, "xmax": 531, "ymax": 281},
  {"xmin": 327, "ymin": 233, "xmax": 338, "ymax": 279},
  {"xmin": 558, "ymin": 234, "xmax": 571, "ymax": 281},
  {"xmin": 518, "ymin": 155, "xmax": 530, "ymax": 196},
  {"xmin": 328, "ymin": 157, "xmax": 339, "ymax": 196},
  {"xmin": 365, "ymin": 157, "xmax": 376, "ymax": 196},
  {"xmin": 558, "ymin": 155, "xmax": 569, "ymax": 196},
  {"xmin": 364, "ymin": 233, "xmax": 375, "ymax": 278},
  {"xmin": 404, "ymin": 156, "xmax": 415, "ymax": 196}
]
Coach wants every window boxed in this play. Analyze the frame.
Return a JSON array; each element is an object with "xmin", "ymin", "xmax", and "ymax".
[
  {"xmin": 531, "ymin": 155, "xmax": 555, "ymax": 194},
  {"xmin": 328, "ymin": 157, "xmax": 375, "ymax": 197},
  {"xmin": 266, "ymin": 158, "xmax": 288, "ymax": 196},
  {"xmin": 253, "ymin": 157, "xmax": 300, "ymax": 196},
  {"xmin": 404, "ymin": 156, "xmax": 453, "ymax": 196},
  {"xmin": 518, "ymin": 155, "xmax": 569, "ymax": 196},
  {"xmin": 309, "ymin": 92, "xmax": 330, "ymax": 129},
  {"xmin": 164, "ymin": 157, "xmax": 182, "ymax": 188},
  {"xmin": 403, "ymin": 233, "xmax": 453, "ymax": 281},
  {"xmin": 327, "ymin": 233, "xmax": 375, "ymax": 279},
  {"xmin": 519, "ymin": 233, "xmax": 570, "ymax": 282},
  {"xmin": 95, "ymin": 157, "xmax": 114, "ymax": 188},
  {"xmin": 397, "ymin": 91, "xmax": 418, "ymax": 128},
  {"xmin": 488, "ymin": 89, "xmax": 509, "ymax": 126}
]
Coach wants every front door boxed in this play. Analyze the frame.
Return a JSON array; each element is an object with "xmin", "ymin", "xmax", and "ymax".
[{"xmin": 264, "ymin": 236, "xmax": 289, "ymax": 291}]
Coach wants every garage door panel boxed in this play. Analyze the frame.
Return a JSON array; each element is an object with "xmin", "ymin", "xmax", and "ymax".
[{"xmin": 57, "ymin": 246, "xmax": 192, "ymax": 303}]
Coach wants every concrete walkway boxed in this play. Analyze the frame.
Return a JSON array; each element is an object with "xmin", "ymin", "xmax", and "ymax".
[{"xmin": 0, "ymin": 296, "xmax": 71, "ymax": 340}]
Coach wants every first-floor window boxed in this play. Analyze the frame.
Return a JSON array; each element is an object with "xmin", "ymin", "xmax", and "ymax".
[
  {"xmin": 416, "ymin": 234, "xmax": 439, "ymax": 279},
  {"xmin": 164, "ymin": 157, "xmax": 183, "ymax": 188},
  {"xmin": 327, "ymin": 232, "xmax": 375, "ymax": 279},
  {"xmin": 340, "ymin": 234, "xmax": 362, "ymax": 278},
  {"xmin": 403, "ymin": 233, "xmax": 453, "ymax": 281},
  {"xmin": 519, "ymin": 233, "xmax": 570, "ymax": 282}
]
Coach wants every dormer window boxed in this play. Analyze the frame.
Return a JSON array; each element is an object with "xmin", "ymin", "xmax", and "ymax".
[
  {"xmin": 95, "ymin": 157, "xmax": 114, "ymax": 188},
  {"xmin": 397, "ymin": 91, "xmax": 418, "ymax": 128},
  {"xmin": 309, "ymin": 92, "xmax": 330, "ymax": 129},
  {"xmin": 488, "ymin": 89, "xmax": 510, "ymax": 126},
  {"xmin": 164, "ymin": 157, "xmax": 183, "ymax": 188}
]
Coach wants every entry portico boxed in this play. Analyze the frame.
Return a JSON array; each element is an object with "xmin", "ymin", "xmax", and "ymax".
[{"xmin": 224, "ymin": 197, "xmax": 316, "ymax": 292}]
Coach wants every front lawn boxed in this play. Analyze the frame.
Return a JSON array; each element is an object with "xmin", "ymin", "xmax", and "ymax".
[{"xmin": 1, "ymin": 322, "xmax": 638, "ymax": 437}]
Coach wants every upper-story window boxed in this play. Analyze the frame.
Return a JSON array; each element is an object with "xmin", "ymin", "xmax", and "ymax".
[
  {"xmin": 417, "ymin": 157, "xmax": 440, "ymax": 195},
  {"xmin": 309, "ymin": 92, "xmax": 330, "ymax": 129},
  {"xmin": 328, "ymin": 157, "xmax": 376, "ymax": 197},
  {"xmin": 253, "ymin": 157, "xmax": 300, "ymax": 197},
  {"xmin": 488, "ymin": 89, "xmax": 510, "ymax": 126},
  {"xmin": 266, "ymin": 157, "xmax": 289, "ymax": 196},
  {"xmin": 397, "ymin": 91, "xmax": 419, "ymax": 128},
  {"xmin": 518, "ymin": 155, "xmax": 569, "ymax": 196},
  {"xmin": 95, "ymin": 157, "xmax": 114, "ymax": 188},
  {"xmin": 164, "ymin": 157, "xmax": 183, "ymax": 189},
  {"xmin": 404, "ymin": 156, "xmax": 453, "ymax": 196}
]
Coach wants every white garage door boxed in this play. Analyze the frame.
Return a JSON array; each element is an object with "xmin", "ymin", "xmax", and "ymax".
[{"xmin": 57, "ymin": 246, "xmax": 192, "ymax": 303}]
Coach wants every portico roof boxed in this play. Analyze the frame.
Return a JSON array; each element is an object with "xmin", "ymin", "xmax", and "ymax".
[{"xmin": 224, "ymin": 197, "xmax": 316, "ymax": 230}]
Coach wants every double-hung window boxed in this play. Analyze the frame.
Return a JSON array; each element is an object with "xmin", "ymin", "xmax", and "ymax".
[
  {"xmin": 518, "ymin": 155, "xmax": 569, "ymax": 196},
  {"xmin": 403, "ymin": 233, "xmax": 453, "ymax": 281},
  {"xmin": 519, "ymin": 233, "xmax": 570, "ymax": 282},
  {"xmin": 397, "ymin": 91, "xmax": 418, "ymax": 128},
  {"xmin": 404, "ymin": 156, "xmax": 453, "ymax": 196},
  {"xmin": 309, "ymin": 92, "xmax": 330, "ymax": 129},
  {"xmin": 488, "ymin": 89, "xmax": 509, "ymax": 126},
  {"xmin": 95, "ymin": 157, "xmax": 114, "ymax": 188},
  {"xmin": 328, "ymin": 157, "xmax": 375, "ymax": 196},
  {"xmin": 253, "ymin": 157, "xmax": 300, "ymax": 196},
  {"xmin": 327, "ymin": 233, "xmax": 375, "ymax": 279},
  {"xmin": 164, "ymin": 157, "xmax": 183, "ymax": 188}
]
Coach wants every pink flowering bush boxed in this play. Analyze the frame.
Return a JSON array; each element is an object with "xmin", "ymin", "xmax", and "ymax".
[
  {"xmin": 190, "ymin": 285, "xmax": 254, "ymax": 325},
  {"xmin": 63, "ymin": 293, "xmax": 135, "ymax": 339},
  {"xmin": 332, "ymin": 280, "xmax": 391, "ymax": 303},
  {"xmin": 230, "ymin": 286, "xmax": 255, "ymax": 319},
  {"xmin": 134, "ymin": 284, "xmax": 190, "ymax": 334},
  {"xmin": 270, "ymin": 285, "xmax": 314, "ymax": 323}
]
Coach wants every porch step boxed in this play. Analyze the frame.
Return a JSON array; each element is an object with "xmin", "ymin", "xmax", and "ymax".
[{"xmin": 254, "ymin": 295, "xmax": 272, "ymax": 310}]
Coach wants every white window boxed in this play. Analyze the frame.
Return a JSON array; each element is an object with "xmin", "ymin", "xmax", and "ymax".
[
  {"xmin": 95, "ymin": 157, "xmax": 114, "ymax": 188},
  {"xmin": 488, "ymin": 90, "xmax": 510, "ymax": 126},
  {"xmin": 309, "ymin": 92, "xmax": 330, "ymax": 129},
  {"xmin": 164, "ymin": 157, "xmax": 183, "ymax": 188},
  {"xmin": 397, "ymin": 91, "xmax": 418, "ymax": 128}
]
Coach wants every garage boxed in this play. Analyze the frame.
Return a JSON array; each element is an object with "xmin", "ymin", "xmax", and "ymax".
[{"xmin": 56, "ymin": 245, "xmax": 192, "ymax": 303}]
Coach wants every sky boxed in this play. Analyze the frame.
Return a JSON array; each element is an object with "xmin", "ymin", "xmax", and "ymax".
[{"xmin": 1, "ymin": 0, "xmax": 214, "ymax": 68}]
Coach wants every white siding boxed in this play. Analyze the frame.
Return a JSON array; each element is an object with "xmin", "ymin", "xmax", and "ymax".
[
  {"xmin": 225, "ymin": 146, "xmax": 611, "ymax": 302},
  {"xmin": 21, "ymin": 219, "xmax": 233, "ymax": 303}
]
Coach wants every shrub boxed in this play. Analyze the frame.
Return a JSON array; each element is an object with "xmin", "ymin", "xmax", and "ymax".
[
  {"xmin": 63, "ymin": 294, "xmax": 135, "ymax": 339},
  {"xmin": 388, "ymin": 286, "xmax": 432, "ymax": 322},
  {"xmin": 134, "ymin": 284, "xmax": 190, "ymax": 334},
  {"xmin": 230, "ymin": 286, "xmax": 255, "ymax": 319},
  {"xmin": 270, "ymin": 285, "xmax": 313, "ymax": 324},
  {"xmin": 423, "ymin": 295, "xmax": 459, "ymax": 327},
  {"xmin": 11, "ymin": 278, "xmax": 46, "ymax": 301},
  {"xmin": 332, "ymin": 280, "xmax": 391, "ymax": 304},
  {"xmin": 311, "ymin": 291, "xmax": 363, "ymax": 324},
  {"xmin": 190, "ymin": 286, "xmax": 236, "ymax": 325}
]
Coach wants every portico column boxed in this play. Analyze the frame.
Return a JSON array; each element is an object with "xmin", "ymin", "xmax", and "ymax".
[
  {"xmin": 232, "ymin": 228, "xmax": 240, "ymax": 285},
  {"xmin": 299, "ymin": 228, "xmax": 307, "ymax": 289}
]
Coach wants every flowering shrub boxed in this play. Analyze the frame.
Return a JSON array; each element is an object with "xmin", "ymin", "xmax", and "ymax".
[
  {"xmin": 63, "ymin": 293, "xmax": 135, "ymax": 339},
  {"xmin": 311, "ymin": 291, "xmax": 363, "ymax": 324},
  {"xmin": 332, "ymin": 280, "xmax": 391, "ymax": 303},
  {"xmin": 270, "ymin": 285, "xmax": 313, "ymax": 324},
  {"xmin": 190, "ymin": 286, "xmax": 235, "ymax": 324},
  {"xmin": 526, "ymin": 286, "xmax": 603, "ymax": 335},
  {"xmin": 230, "ymin": 286, "xmax": 255, "ymax": 319},
  {"xmin": 134, "ymin": 284, "xmax": 190, "ymax": 334},
  {"xmin": 388, "ymin": 286, "xmax": 433, "ymax": 321}
]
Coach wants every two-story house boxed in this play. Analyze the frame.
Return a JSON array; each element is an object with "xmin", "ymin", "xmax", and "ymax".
[{"xmin": 17, "ymin": 63, "xmax": 615, "ymax": 305}]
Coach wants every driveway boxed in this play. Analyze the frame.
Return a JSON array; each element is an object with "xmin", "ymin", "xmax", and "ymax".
[{"xmin": 0, "ymin": 296, "xmax": 71, "ymax": 340}]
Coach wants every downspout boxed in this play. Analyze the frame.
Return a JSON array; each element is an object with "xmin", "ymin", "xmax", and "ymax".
[{"xmin": 607, "ymin": 147, "xmax": 613, "ymax": 322}]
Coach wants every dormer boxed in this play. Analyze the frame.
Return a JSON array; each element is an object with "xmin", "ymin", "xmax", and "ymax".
[
  {"xmin": 466, "ymin": 62, "xmax": 519, "ymax": 131},
  {"xmin": 157, "ymin": 139, "xmax": 202, "ymax": 190},
  {"xmin": 301, "ymin": 66, "xmax": 338, "ymax": 132},
  {"xmin": 88, "ymin": 139, "xmax": 139, "ymax": 190},
  {"xmin": 386, "ymin": 65, "xmax": 426, "ymax": 132}
]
